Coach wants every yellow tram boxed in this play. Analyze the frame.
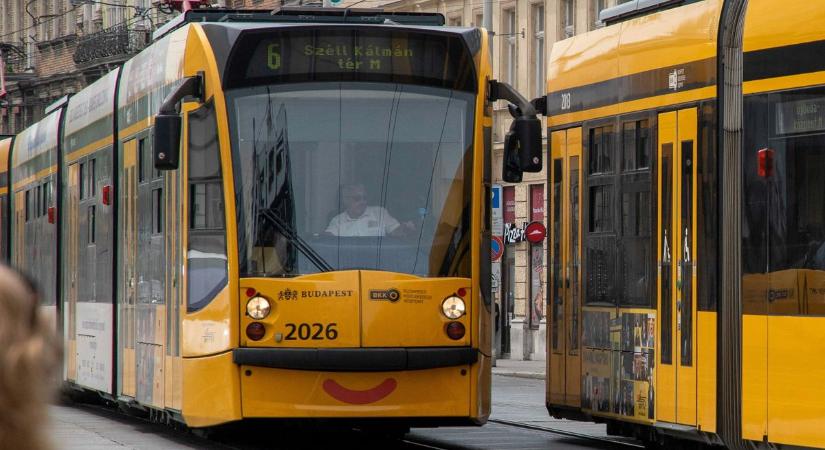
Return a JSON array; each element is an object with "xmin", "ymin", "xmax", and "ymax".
[
  {"xmin": 544, "ymin": 0, "xmax": 825, "ymax": 447},
  {"xmin": 2, "ymin": 8, "xmax": 543, "ymax": 430}
]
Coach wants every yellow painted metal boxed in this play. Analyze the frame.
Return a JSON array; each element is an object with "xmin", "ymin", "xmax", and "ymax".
[
  {"xmin": 360, "ymin": 271, "xmax": 471, "ymax": 348},
  {"xmin": 546, "ymin": 127, "xmax": 583, "ymax": 409},
  {"xmin": 165, "ymin": 355, "xmax": 182, "ymax": 411},
  {"xmin": 766, "ymin": 316, "xmax": 825, "ymax": 447},
  {"xmin": 548, "ymin": 87, "xmax": 716, "ymax": 129},
  {"xmin": 181, "ymin": 286, "xmax": 232, "ymax": 356},
  {"xmin": 65, "ymin": 135, "xmax": 113, "ymax": 164},
  {"xmin": 0, "ymin": 137, "xmax": 10, "ymax": 173},
  {"xmin": 675, "ymin": 108, "xmax": 697, "ymax": 427},
  {"xmin": 564, "ymin": 128, "xmax": 582, "ymax": 408},
  {"xmin": 239, "ymin": 365, "xmax": 470, "ymax": 418},
  {"xmin": 178, "ymin": 24, "xmax": 239, "ymax": 362},
  {"xmin": 656, "ymin": 110, "xmax": 677, "ymax": 424},
  {"xmin": 744, "ymin": 72, "xmax": 825, "ymax": 96},
  {"xmin": 472, "ymin": 353, "xmax": 491, "ymax": 422},
  {"xmin": 743, "ymin": 0, "xmax": 825, "ymax": 53},
  {"xmin": 122, "ymin": 347, "xmax": 136, "ymax": 398},
  {"xmin": 182, "ymin": 351, "xmax": 241, "ymax": 427},
  {"xmin": 146, "ymin": 305, "xmax": 166, "ymax": 408},
  {"xmin": 66, "ymin": 163, "xmax": 80, "ymax": 383},
  {"xmin": 12, "ymin": 165, "xmax": 57, "ymax": 192},
  {"xmin": 548, "ymin": 130, "xmax": 565, "ymax": 406},
  {"xmin": 547, "ymin": 0, "xmax": 721, "ymax": 93},
  {"xmin": 239, "ymin": 273, "xmax": 361, "ymax": 348},
  {"xmin": 696, "ymin": 311, "xmax": 716, "ymax": 433},
  {"xmin": 742, "ymin": 314, "xmax": 767, "ymax": 441},
  {"xmin": 121, "ymin": 138, "xmax": 137, "ymax": 399}
]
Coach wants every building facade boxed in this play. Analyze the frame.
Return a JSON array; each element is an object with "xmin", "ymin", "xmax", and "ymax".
[{"xmin": 0, "ymin": 0, "xmax": 169, "ymax": 134}]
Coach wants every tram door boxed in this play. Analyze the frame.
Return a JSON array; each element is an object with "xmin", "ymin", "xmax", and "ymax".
[
  {"xmin": 121, "ymin": 138, "xmax": 138, "ymax": 398},
  {"xmin": 548, "ymin": 128, "xmax": 582, "ymax": 407},
  {"xmin": 656, "ymin": 108, "xmax": 697, "ymax": 425}
]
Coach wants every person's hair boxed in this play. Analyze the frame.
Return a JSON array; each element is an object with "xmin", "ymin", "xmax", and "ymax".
[{"xmin": 0, "ymin": 265, "xmax": 60, "ymax": 449}]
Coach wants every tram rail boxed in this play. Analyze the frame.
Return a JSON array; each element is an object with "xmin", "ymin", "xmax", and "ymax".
[{"xmin": 489, "ymin": 419, "xmax": 644, "ymax": 448}]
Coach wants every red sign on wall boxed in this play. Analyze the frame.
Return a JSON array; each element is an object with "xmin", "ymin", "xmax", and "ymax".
[
  {"xmin": 530, "ymin": 184, "xmax": 544, "ymax": 222},
  {"xmin": 503, "ymin": 186, "xmax": 516, "ymax": 223}
]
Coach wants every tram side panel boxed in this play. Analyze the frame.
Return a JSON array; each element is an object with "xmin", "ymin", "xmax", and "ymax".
[
  {"xmin": 0, "ymin": 136, "xmax": 12, "ymax": 261},
  {"xmin": 11, "ymin": 111, "xmax": 62, "ymax": 324},
  {"xmin": 741, "ymin": 1, "xmax": 825, "ymax": 446},
  {"xmin": 62, "ymin": 70, "xmax": 119, "ymax": 394},
  {"xmin": 116, "ymin": 26, "xmax": 189, "ymax": 412}
]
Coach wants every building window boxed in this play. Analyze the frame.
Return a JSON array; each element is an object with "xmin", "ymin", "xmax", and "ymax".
[
  {"xmin": 503, "ymin": 8, "xmax": 517, "ymax": 85},
  {"xmin": 591, "ymin": 0, "xmax": 606, "ymax": 30},
  {"xmin": 531, "ymin": 4, "xmax": 545, "ymax": 98},
  {"xmin": 561, "ymin": 0, "xmax": 575, "ymax": 39},
  {"xmin": 474, "ymin": 12, "xmax": 483, "ymax": 27}
]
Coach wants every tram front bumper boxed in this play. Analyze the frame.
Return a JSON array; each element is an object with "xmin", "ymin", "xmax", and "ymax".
[
  {"xmin": 232, "ymin": 346, "xmax": 478, "ymax": 371},
  {"xmin": 235, "ymin": 347, "xmax": 482, "ymax": 420}
]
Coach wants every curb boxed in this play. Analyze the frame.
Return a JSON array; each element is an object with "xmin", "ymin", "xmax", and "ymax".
[{"xmin": 492, "ymin": 371, "xmax": 546, "ymax": 380}]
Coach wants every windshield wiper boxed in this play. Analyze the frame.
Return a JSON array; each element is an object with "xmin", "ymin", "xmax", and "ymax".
[{"xmin": 257, "ymin": 207, "xmax": 334, "ymax": 273}]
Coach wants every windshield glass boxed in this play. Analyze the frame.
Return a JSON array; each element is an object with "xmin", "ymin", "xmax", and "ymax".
[{"xmin": 227, "ymin": 82, "xmax": 475, "ymax": 277}]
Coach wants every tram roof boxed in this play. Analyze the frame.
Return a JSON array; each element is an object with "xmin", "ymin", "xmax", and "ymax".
[{"xmin": 153, "ymin": 7, "xmax": 449, "ymax": 42}]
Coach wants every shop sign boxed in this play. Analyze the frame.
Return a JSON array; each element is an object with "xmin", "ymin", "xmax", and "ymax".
[
  {"xmin": 525, "ymin": 221, "xmax": 547, "ymax": 244},
  {"xmin": 504, "ymin": 222, "xmax": 526, "ymax": 244}
]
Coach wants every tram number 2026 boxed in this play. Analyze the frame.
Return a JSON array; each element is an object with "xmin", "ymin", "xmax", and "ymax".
[{"xmin": 284, "ymin": 323, "xmax": 339, "ymax": 341}]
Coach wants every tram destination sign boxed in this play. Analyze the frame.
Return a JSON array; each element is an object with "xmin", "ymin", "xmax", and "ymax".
[
  {"xmin": 776, "ymin": 97, "xmax": 825, "ymax": 135},
  {"xmin": 226, "ymin": 29, "xmax": 476, "ymax": 92}
]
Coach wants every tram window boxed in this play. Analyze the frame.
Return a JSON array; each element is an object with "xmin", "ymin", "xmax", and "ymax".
[
  {"xmin": 589, "ymin": 185, "xmax": 612, "ymax": 233},
  {"xmin": 41, "ymin": 182, "xmax": 48, "ymax": 216},
  {"xmin": 87, "ymin": 205, "xmax": 95, "ymax": 244},
  {"xmin": 36, "ymin": 185, "xmax": 42, "ymax": 217},
  {"xmin": 187, "ymin": 99, "xmax": 227, "ymax": 313},
  {"xmin": 138, "ymin": 138, "xmax": 146, "ymax": 183},
  {"xmin": 622, "ymin": 120, "xmax": 650, "ymax": 171},
  {"xmin": 586, "ymin": 238, "xmax": 617, "ymax": 305},
  {"xmin": 24, "ymin": 190, "xmax": 30, "ymax": 222},
  {"xmin": 89, "ymin": 159, "xmax": 96, "ymax": 197},
  {"xmin": 79, "ymin": 162, "xmax": 86, "ymax": 199},
  {"xmin": 620, "ymin": 190, "xmax": 652, "ymax": 306},
  {"xmin": 152, "ymin": 188, "xmax": 163, "ymax": 234},
  {"xmin": 589, "ymin": 126, "xmax": 614, "ymax": 174}
]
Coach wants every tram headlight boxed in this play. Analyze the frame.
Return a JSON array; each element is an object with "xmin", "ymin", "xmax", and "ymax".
[
  {"xmin": 247, "ymin": 296, "xmax": 271, "ymax": 320},
  {"xmin": 441, "ymin": 296, "xmax": 466, "ymax": 319}
]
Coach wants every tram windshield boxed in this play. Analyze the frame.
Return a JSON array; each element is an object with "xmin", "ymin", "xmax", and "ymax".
[{"xmin": 227, "ymin": 82, "xmax": 474, "ymax": 277}]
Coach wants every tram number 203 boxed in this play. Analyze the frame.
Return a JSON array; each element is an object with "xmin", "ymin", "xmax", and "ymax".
[{"xmin": 284, "ymin": 323, "xmax": 339, "ymax": 341}]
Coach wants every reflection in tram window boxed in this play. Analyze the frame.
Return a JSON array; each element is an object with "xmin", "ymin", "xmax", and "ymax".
[
  {"xmin": 228, "ymin": 83, "xmax": 474, "ymax": 278},
  {"xmin": 743, "ymin": 88, "xmax": 825, "ymax": 315}
]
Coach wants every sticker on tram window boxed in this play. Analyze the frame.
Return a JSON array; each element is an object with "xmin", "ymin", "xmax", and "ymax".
[{"xmin": 284, "ymin": 322, "xmax": 339, "ymax": 341}]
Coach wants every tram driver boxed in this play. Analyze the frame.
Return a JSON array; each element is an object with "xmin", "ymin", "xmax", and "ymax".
[{"xmin": 325, "ymin": 183, "xmax": 414, "ymax": 237}]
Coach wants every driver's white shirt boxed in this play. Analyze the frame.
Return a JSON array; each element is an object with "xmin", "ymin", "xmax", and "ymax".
[{"xmin": 325, "ymin": 206, "xmax": 400, "ymax": 237}]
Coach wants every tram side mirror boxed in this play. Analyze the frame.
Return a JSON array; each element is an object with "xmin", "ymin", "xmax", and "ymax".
[
  {"xmin": 503, "ymin": 122, "xmax": 523, "ymax": 183},
  {"xmin": 153, "ymin": 75, "xmax": 203, "ymax": 171},
  {"xmin": 489, "ymin": 80, "xmax": 544, "ymax": 183},
  {"xmin": 153, "ymin": 114, "xmax": 181, "ymax": 170}
]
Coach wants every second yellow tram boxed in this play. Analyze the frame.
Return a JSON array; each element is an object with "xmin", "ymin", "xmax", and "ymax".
[{"xmin": 544, "ymin": 0, "xmax": 825, "ymax": 448}]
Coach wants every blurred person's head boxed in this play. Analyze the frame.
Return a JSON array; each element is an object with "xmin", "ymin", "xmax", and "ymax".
[
  {"xmin": 342, "ymin": 183, "xmax": 368, "ymax": 218},
  {"xmin": 0, "ymin": 265, "xmax": 59, "ymax": 449}
]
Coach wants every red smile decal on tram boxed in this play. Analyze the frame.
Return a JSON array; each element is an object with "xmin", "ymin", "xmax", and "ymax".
[{"xmin": 322, "ymin": 378, "xmax": 397, "ymax": 404}]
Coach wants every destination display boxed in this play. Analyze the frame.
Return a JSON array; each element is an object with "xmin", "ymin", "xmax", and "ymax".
[
  {"xmin": 776, "ymin": 97, "xmax": 825, "ymax": 135},
  {"xmin": 226, "ymin": 29, "xmax": 476, "ymax": 92}
]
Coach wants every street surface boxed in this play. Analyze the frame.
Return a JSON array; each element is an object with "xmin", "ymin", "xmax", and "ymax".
[{"xmin": 43, "ymin": 373, "xmax": 640, "ymax": 449}]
